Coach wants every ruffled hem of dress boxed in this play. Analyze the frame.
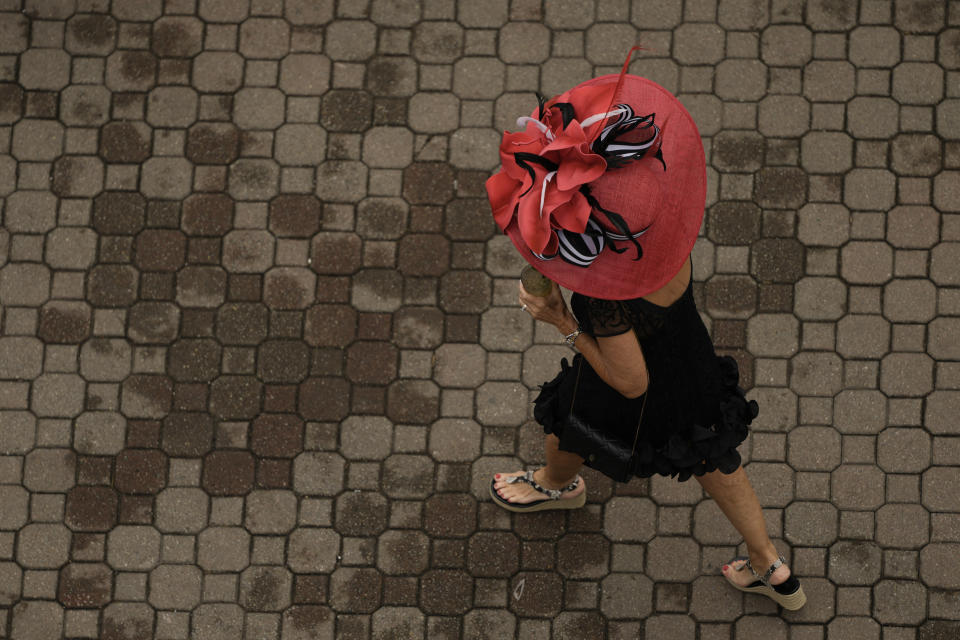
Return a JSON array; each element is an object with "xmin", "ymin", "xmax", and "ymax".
[{"xmin": 533, "ymin": 355, "xmax": 756, "ymax": 483}]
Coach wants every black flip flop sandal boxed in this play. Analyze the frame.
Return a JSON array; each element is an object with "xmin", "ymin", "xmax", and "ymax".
[
  {"xmin": 724, "ymin": 554, "xmax": 807, "ymax": 610},
  {"xmin": 489, "ymin": 470, "xmax": 586, "ymax": 513}
]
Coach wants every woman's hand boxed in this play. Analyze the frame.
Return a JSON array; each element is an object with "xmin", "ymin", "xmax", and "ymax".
[{"xmin": 518, "ymin": 280, "xmax": 575, "ymax": 330}]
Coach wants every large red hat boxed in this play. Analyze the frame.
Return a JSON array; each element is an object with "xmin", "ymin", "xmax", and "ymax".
[{"xmin": 486, "ymin": 48, "xmax": 706, "ymax": 300}]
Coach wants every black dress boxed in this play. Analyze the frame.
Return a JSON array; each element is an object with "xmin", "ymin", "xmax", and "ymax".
[{"xmin": 533, "ymin": 276, "xmax": 757, "ymax": 482}]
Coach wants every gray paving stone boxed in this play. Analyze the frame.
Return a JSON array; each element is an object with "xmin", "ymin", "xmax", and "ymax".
[
  {"xmin": 191, "ymin": 604, "xmax": 244, "ymax": 640},
  {"xmin": 873, "ymin": 579, "xmax": 927, "ymax": 625},
  {"xmin": 17, "ymin": 523, "xmax": 71, "ymax": 568},
  {"xmin": 23, "ymin": 448, "xmax": 75, "ymax": 492},
  {"xmin": 876, "ymin": 504, "xmax": 929, "ymax": 549},
  {"xmin": 785, "ymin": 501, "xmax": 838, "ymax": 546},
  {"xmin": 831, "ymin": 465, "xmax": 886, "ymax": 510},
  {"xmin": 10, "ymin": 601, "xmax": 63, "ymax": 640},
  {"xmin": 245, "ymin": 490, "xmax": 298, "ymax": 534},
  {"xmin": 149, "ymin": 564, "xmax": 202, "ymax": 610}
]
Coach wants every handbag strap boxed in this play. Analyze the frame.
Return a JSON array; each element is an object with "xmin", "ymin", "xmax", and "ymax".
[
  {"xmin": 568, "ymin": 355, "xmax": 584, "ymax": 415},
  {"xmin": 618, "ymin": 301, "xmax": 649, "ymax": 458},
  {"xmin": 628, "ymin": 383, "xmax": 647, "ymax": 457}
]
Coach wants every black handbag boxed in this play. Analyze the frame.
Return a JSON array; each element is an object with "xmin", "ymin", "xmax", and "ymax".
[{"xmin": 559, "ymin": 353, "xmax": 648, "ymax": 483}]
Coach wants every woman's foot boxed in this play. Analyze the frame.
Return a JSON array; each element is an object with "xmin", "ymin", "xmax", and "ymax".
[
  {"xmin": 488, "ymin": 467, "xmax": 587, "ymax": 513},
  {"xmin": 722, "ymin": 550, "xmax": 806, "ymax": 610},
  {"xmin": 722, "ymin": 552, "xmax": 791, "ymax": 588},
  {"xmin": 492, "ymin": 468, "xmax": 584, "ymax": 504}
]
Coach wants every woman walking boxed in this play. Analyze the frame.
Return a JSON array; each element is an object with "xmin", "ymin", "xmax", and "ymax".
[{"xmin": 484, "ymin": 48, "xmax": 806, "ymax": 610}]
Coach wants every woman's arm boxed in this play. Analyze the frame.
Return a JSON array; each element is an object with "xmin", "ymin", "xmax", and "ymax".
[{"xmin": 518, "ymin": 283, "xmax": 649, "ymax": 399}]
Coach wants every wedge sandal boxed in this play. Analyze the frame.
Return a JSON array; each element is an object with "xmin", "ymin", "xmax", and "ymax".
[
  {"xmin": 489, "ymin": 470, "xmax": 586, "ymax": 513},
  {"xmin": 724, "ymin": 554, "xmax": 807, "ymax": 611}
]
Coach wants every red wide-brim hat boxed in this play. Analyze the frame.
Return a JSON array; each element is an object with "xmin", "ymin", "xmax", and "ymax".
[{"xmin": 486, "ymin": 48, "xmax": 706, "ymax": 300}]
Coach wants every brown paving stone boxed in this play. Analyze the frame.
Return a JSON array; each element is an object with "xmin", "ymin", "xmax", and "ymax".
[
  {"xmin": 88, "ymin": 265, "xmax": 139, "ymax": 307},
  {"xmin": 445, "ymin": 198, "xmax": 496, "ymax": 241},
  {"xmin": 310, "ymin": 232, "xmax": 361, "ymax": 275},
  {"xmin": 263, "ymin": 266, "xmax": 315, "ymax": 309},
  {"xmin": 298, "ymin": 376, "xmax": 350, "ymax": 421},
  {"xmin": 185, "ymin": 122, "xmax": 240, "ymax": 165},
  {"xmin": 420, "ymin": 568, "xmax": 472, "ymax": 615},
  {"xmin": 76, "ymin": 456, "xmax": 113, "ymax": 485},
  {"xmin": 181, "ymin": 193, "xmax": 234, "ymax": 236},
  {"xmin": 328, "ymin": 567, "xmax": 382, "ymax": 613},
  {"xmin": 708, "ymin": 201, "xmax": 762, "ymax": 245},
  {"xmin": 386, "ymin": 379, "xmax": 439, "ymax": 424},
  {"xmin": 397, "ymin": 233, "xmax": 450, "ymax": 277},
  {"xmin": 438, "ymin": 270, "xmax": 491, "ymax": 313},
  {"xmin": 202, "ymin": 450, "xmax": 255, "ymax": 496},
  {"xmin": 293, "ymin": 574, "xmax": 328, "ymax": 604},
  {"xmin": 134, "ymin": 229, "xmax": 187, "ymax": 273},
  {"xmin": 38, "ymin": 301, "xmax": 91, "ymax": 344},
  {"xmin": 345, "ymin": 340, "xmax": 398, "ymax": 385},
  {"xmin": 216, "ymin": 302, "xmax": 268, "ymax": 345},
  {"xmin": 705, "ymin": 275, "xmax": 757, "ymax": 318},
  {"xmin": 114, "ymin": 449, "xmax": 167, "ymax": 495},
  {"xmin": 376, "ymin": 529, "xmax": 429, "ymax": 575},
  {"xmin": 393, "ymin": 306, "xmax": 443, "ymax": 348},
  {"xmin": 402, "ymin": 162, "xmax": 455, "ymax": 205},
  {"xmin": 239, "ymin": 565, "xmax": 293, "ymax": 612},
  {"xmin": 250, "ymin": 414, "xmax": 303, "ymax": 458},
  {"xmin": 208, "ymin": 375, "xmax": 261, "ymax": 419},
  {"xmin": 152, "ymin": 16, "xmax": 202, "ymax": 58},
  {"xmin": 256, "ymin": 457, "xmax": 292, "ymax": 488},
  {"xmin": 0, "ymin": 82, "xmax": 23, "ymax": 123},
  {"xmin": 65, "ymin": 486, "xmax": 118, "ymax": 532},
  {"xmin": 126, "ymin": 301, "xmax": 179, "ymax": 345},
  {"xmin": 58, "ymin": 562, "xmax": 112, "ymax": 608},
  {"xmin": 121, "ymin": 374, "xmax": 173, "ymax": 419},
  {"xmin": 508, "ymin": 571, "xmax": 563, "ymax": 618},
  {"xmin": 99, "ymin": 122, "xmax": 143, "ymax": 163},
  {"xmin": 93, "ymin": 191, "xmax": 146, "ymax": 235},
  {"xmin": 920, "ymin": 621, "xmax": 960, "ymax": 640},
  {"xmin": 333, "ymin": 491, "xmax": 389, "ymax": 536},
  {"xmin": 126, "ymin": 420, "xmax": 161, "ymax": 449},
  {"xmin": 424, "ymin": 493, "xmax": 477, "ymax": 537},
  {"xmin": 557, "ymin": 533, "xmax": 610, "ymax": 579},
  {"xmin": 161, "ymin": 412, "xmax": 213, "ymax": 456},
  {"xmin": 269, "ymin": 195, "xmax": 322, "ymax": 237},
  {"xmin": 466, "ymin": 531, "xmax": 519, "ymax": 577},
  {"xmin": 751, "ymin": 238, "xmax": 805, "ymax": 284},
  {"xmin": 828, "ymin": 541, "xmax": 883, "ymax": 586},
  {"xmin": 257, "ymin": 339, "xmax": 310, "ymax": 383},
  {"xmin": 283, "ymin": 605, "xmax": 335, "ymax": 639},
  {"xmin": 51, "ymin": 155, "xmax": 105, "ymax": 198},
  {"xmin": 167, "ymin": 338, "xmax": 220, "ymax": 383}
]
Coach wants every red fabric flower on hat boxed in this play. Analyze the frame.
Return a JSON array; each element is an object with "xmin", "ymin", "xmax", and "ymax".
[{"xmin": 486, "ymin": 90, "xmax": 611, "ymax": 256}]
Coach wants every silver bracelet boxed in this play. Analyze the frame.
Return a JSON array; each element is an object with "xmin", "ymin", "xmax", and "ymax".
[{"xmin": 562, "ymin": 326, "xmax": 582, "ymax": 348}]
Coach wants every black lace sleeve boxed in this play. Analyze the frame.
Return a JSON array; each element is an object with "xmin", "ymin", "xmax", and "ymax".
[
  {"xmin": 571, "ymin": 293, "xmax": 670, "ymax": 340},
  {"xmin": 572, "ymin": 295, "xmax": 633, "ymax": 337}
]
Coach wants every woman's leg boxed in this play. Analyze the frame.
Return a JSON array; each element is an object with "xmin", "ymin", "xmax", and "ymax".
[
  {"xmin": 493, "ymin": 434, "xmax": 585, "ymax": 503},
  {"xmin": 540, "ymin": 433, "xmax": 584, "ymax": 486},
  {"xmin": 696, "ymin": 466, "xmax": 791, "ymax": 585}
]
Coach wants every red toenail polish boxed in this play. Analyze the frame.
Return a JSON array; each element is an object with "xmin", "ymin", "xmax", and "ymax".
[{"xmin": 495, "ymin": 474, "xmax": 500, "ymax": 478}]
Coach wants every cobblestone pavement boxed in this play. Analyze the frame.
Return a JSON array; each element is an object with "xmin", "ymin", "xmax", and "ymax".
[{"xmin": 0, "ymin": 0, "xmax": 958, "ymax": 638}]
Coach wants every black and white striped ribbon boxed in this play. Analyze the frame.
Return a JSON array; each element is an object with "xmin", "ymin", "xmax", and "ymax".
[
  {"xmin": 588, "ymin": 104, "xmax": 665, "ymax": 169},
  {"xmin": 533, "ymin": 218, "xmax": 649, "ymax": 268}
]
